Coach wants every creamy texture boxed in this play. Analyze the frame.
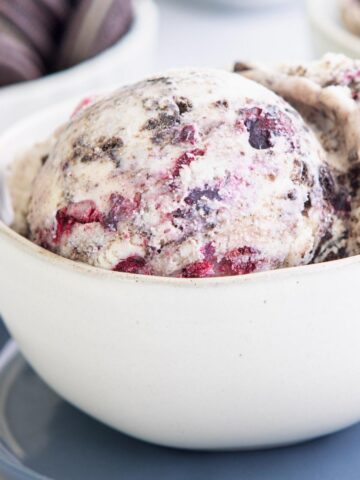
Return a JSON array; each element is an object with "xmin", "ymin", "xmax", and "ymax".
[
  {"xmin": 21, "ymin": 68, "xmax": 339, "ymax": 277},
  {"xmin": 236, "ymin": 53, "xmax": 360, "ymax": 259},
  {"xmin": 8, "ymin": 134, "xmax": 59, "ymax": 236}
]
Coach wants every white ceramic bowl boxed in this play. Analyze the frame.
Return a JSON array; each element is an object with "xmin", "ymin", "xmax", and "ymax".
[
  {"xmin": 307, "ymin": 0, "xmax": 360, "ymax": 58},
  {"xmin": 0, "ymin": 0, "xmax": 158, "ymax": 133},
  {"xmin": 1, "ymin": 98, "xmax": 360, "ymax": 450},
  {"xmin": 190, "ymin": 0, "xmax": 296, "ymax": 8}
]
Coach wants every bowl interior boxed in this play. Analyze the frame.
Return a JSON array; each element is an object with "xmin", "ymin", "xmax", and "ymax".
[
  {"xmin": 0, "ymin": 99, "xmax": 76, "ymax": 173},
  {"xmin": 0, "ymin": 95, "xmax": 85, "ymax": 227}
]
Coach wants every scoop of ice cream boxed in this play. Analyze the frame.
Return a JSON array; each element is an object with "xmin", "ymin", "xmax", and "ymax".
[
  {"xmin": 7, "ymin": 133, "xmax": 60, "ymax": 236},
  {"xmin": 236, "ymin": 53, "xmax": 360, "ymax": 260},
  {"xmin": 27, "ymin": 69, "xmax": 338, "ymax": 277}
]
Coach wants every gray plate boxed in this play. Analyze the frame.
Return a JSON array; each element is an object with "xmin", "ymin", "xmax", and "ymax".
[{"xmin": 0, "ymin": 332, "xmax": 360, "ymax": 480}]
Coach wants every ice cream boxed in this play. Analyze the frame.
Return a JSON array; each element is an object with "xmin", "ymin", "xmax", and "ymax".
[
  {"xmin": 8, "ymin": 133, "xmax": 60, "ymax": 236},
  {"xmin": 235, "ymin": 53, "xmax": 360, "ymax": 259},
  {"xmin": 18, "ymin": 68, "xmax": 341, "ymax": 277}
]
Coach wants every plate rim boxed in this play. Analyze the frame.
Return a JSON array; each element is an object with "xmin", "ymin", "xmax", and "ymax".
[{"xmin": 0, "ymin": 341, "xmax": 52, "ymax": 480}]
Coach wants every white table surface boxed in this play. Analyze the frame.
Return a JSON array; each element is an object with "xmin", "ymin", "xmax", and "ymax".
[{"xmin": 154, "ymin": 0, "xmax": 311, "ymax": 71}]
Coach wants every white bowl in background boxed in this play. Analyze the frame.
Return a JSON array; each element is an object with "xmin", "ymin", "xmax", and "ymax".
[
  {"xmin": 189, "ymin": 0, "xmax": 297, "ymax": 8},
  {"xmin": 1, "ymin": 96, "xmax": 360, "ymax": 450},
  {"xmin": 307, "ymin": 0, "xmax": 360, "ymax": 58},
  {"xmin": 0, "ymin": 0, "xmax": 158, "ymax": 133}
]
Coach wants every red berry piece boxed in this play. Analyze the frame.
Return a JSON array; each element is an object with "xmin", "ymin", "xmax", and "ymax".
[
  {"xmin": 113, "ymin": 256, "xmax": 147, "ymax": 274},
  {"xmin": 133, "ymin": 192, "xmax": 142, "ymax": 209},
  {"xmin": 172, "ymin": 148, "xmax": 205, "ymax": 177},
  {"xmin": 343, "ymin": 69, "xmax": 360, "ymax": 86},
  {"xmin": 102, "ymin": 193, "xmax": 136, "ymax": 231},
  {"xmin": 55, "ymin": 200, "xmax": 101, "ymax": 242},
  {"xmin": 65, "ymin": 200, "xmax": 101, "ymax": 223},
  {"xmin": 177, "ymin": 124, "xmax": 196, "ymax": 144},
  {"xmin": 181, "ymin": 260, "xmax": 214, "ymax": 278},
  {"xmin": 218, "ymin": 246, "xmax": 259, "ymax": 276},
  {"xmin": 71, "ymin": 96, "xmax": 97, "ymax": 118},
  {"xmin": 173, "ymin": 152, "xmax": 194, "ymax": 177},
  {"xmin": 55, "ymin": 209, "xmax": 75, "ymax": 241}
]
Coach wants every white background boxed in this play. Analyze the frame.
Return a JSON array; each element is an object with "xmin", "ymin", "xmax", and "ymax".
[{"xmin": 155, "ymin": 0, "xmax": 311, "ymax": 71}]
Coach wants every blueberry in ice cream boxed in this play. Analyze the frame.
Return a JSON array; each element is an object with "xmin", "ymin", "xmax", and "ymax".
[{"xmin": 17, "ymin": 68, "xmax": 341, "ymax": 277}]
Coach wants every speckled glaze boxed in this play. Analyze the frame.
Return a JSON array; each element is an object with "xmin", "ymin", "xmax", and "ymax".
[{"xmin": 1, "ymin": 98, "xmax": 360, "ymax": 449}]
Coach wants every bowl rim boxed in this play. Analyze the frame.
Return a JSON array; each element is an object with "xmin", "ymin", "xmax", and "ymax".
[
  {"xmin": 0, "ymin": 0, "xmax": 157, "ymax": 98},
  {"xmin": 306, "ymin": 0, "xmax": 360, "ymax": 53},
  {"xmin": 0, "ymin": 73, "xmax": 359, "ymax": 288},
  {"xmin": 1, "ymin": 216, "xmax": 358, "ymax": 287}
]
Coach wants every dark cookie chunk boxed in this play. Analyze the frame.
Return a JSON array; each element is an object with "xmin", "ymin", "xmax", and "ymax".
[
  {"xmin": 99, "ymin": 136, "xmax": 124, "ymax": 151},
  {"xmin": 146, "ymin": 76, "xmax": 172, "ymax": 85},
  {"xmin": 214, "ymin": 99, "xmax": 229, "ymax": 109},
  {"xmin": 291, "ymin": 159, "xmax": 314, "ymax": 187},
  {"xmin": 233, "ymin": 61, "xmax": 251, "ymax": 73},
  {"xmin": 319, "ymin": 166, "xmax": 351, "ymax": 213},
  {"xmin": 174, "ymin": 96, "xmax": 193, "ymax": 114},
  {"xmin": 302, "ymin": 194, "xmax": 312, "ymax": 216},
  {"xmin": 348, "ymin": 163, "xmax": 360, "ymax": 196}
]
